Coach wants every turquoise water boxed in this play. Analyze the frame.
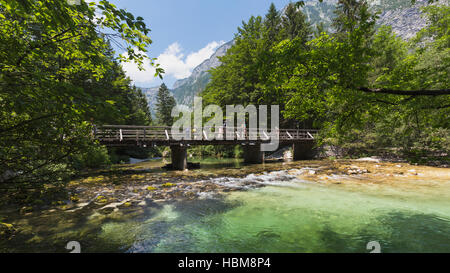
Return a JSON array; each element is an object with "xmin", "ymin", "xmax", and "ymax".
[
  {"xmin": 105, "ymin": 176, "xmax": 450, "ymax": 253},
  {"xmin": 1, "ymin": 166, "xmax": 449, "ymax": 253}
]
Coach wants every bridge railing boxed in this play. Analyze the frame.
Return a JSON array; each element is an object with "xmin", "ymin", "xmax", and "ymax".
[{"xmin": 94, "ymin": 125, "xmax": 319, "ymax": 143}]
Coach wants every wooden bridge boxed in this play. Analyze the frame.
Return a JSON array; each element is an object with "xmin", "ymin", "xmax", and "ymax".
[{"xmin": 94, "ymin": 125, "xmax": 318, "ymax": 170}]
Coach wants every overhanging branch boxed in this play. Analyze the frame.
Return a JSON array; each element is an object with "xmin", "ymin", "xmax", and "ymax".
[{"xmin": 359, "ymin": 87, "xmax": 450, "ymax": 96}]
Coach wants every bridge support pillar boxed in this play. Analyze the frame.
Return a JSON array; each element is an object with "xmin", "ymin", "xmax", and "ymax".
[
  {"xmin": 171, "ymin": 145, "xmax": 187, "ymax": 170},
  {"xmin": 243, "ymin": 144, "xmax": 264, "ymax": 164},
  {"xmin": 293, "ymin": 142, "xmax": 315, "ymax": 160}
]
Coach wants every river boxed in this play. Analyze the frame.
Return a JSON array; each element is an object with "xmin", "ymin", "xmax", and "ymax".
[{"xmin": 0, "ymin": 158, "xmax": 449, "ymax": 253}]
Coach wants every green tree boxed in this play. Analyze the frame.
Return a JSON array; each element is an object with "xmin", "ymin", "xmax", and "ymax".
[
  {"xmin": 203, "ymin": 3, "xmax": 314, "ymax": 127},
  {"xmin": 274, "ymin": 4, "xmax": 448, "ymax": 158},
  {"xmin": 155, "ymin": 83, "xmax": 176, "ymax": 126},
  {"xmin": 332, "ymin": 0, "xmax": 369, "ymax": 33},
  {"xmin": 264, "ymin": 3, "xmax": 282, "ymax": 42},
  {"xmin": 202, "ymin": 0, "xmax": 448, "ymax": 161},
  {"xmin": 127, "ymin": 86, "xmax": 153, "ymax": 126},
  {"xmin": 282, "ymin": 2, "xmax": 312, "ymax": 41},
  {"xmin": 0, "ymin": 0, "xmax": 161, "ymax": 192}
]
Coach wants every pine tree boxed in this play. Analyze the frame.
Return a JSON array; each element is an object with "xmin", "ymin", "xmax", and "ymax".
[
  {"xmin": 281, "ymin": 2, "xmax": 312, "ymax": 41},
  {"xmin": 128, "ymin": 86, "xmax": 152, "ymax": 126},
  {"xmin": 155, "ymin": 83, "xmax": 176, "ymax": 126},
  {"xmin": 332, "ymin": 0, "xmax": 368, "ymax": 33},
  {"xmin": 314, "ymin": 22, "xmax": 326, "ymax": 38},
  {"xmin": 264, "ymin": 3, "xmax": 282, "ymax": 42}
]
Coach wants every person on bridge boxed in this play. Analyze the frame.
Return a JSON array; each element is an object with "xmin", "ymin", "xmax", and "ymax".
[
  {"xmin": 218, "ymin": 125, "xmax": 224, "ymax": 140},
  {"xmin": 184, "ymin": 127, "xmax": 191, "ymax": 140},
  {"xmin": 240, "ymin": 123, "xmax": 247, "ymax": 140},
  {"xmin": 223, "ymin": 120, "xmax": 227, "ymax": 140}
]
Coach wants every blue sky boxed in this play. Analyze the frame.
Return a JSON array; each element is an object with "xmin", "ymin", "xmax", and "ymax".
[{"xmin": 109, "ymin": 0, "xmax": 299, "ymax": 88}]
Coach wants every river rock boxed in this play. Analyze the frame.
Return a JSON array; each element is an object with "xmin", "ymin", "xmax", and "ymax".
[
  {"xmin": 98, "ymin": 207, "xmax": 115, "ymax": 215},
  {"xmin": 0, "ymin": 222, "xmax": 16, "ymax": 237},
  {"xmin": 283, "ymin": 150, "xmax": 293, "ymax": 160},
  {"xmin": 355, "ymin": 157, "xmax": 380, "ymax": 163}
]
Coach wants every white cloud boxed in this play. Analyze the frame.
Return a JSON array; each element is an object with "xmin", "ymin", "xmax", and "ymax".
[
  {"xmin": 185, "ymin": 41, "xmax": 224, "ymax": 72},
  {"xmin": 122, "ymin": 40, "xmax": 224, "ymax": 86},
  {"xmin": 158, "ymin": 42, "xmax": 191, "ymax": 79},
  {"xmin": 121, "ymin": 51, "xmax": 157, "ymax": 85}
]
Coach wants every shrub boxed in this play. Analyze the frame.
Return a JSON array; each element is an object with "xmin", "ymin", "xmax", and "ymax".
[
  {"xmin": 72, "ymin": 145, "xmax": 111, "ymax": 170},
  {"xmin": 234, "ymin": 145, "xmax": 244, "ymax": 158}
]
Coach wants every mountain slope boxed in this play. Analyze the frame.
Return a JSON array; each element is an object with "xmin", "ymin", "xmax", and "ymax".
[
  {"xmin": 302, "ymin": 0, "xmax": 443, "ymax": 39},
  {"xmin": 139, "ymin": 86, "xmax": 160, "ymax": 116},
  {"xmin": 171, "ymin": 41, "xmax": 234, "ymax": 105}
]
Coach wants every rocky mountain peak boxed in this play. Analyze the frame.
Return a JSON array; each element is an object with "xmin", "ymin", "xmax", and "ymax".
[{"xmin": 172, "ymin": 41, "xmax": 234, "ymax": 90}]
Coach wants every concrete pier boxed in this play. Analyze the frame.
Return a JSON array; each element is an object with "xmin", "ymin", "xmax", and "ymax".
[
  {"xmin": 243, "ymin": 144, "xmax": 264, "ymax": 164},
  {"xmin": 170, "ymin": 145, "xmax": 187, "ymax": 170},
  {"xmin": 293, "ymin": 142, "xmax": 315, "ymax": 160}
]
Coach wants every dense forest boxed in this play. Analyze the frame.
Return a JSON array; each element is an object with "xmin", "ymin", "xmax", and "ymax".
[
  {"xmin": 202, "ymin": 1, "xmax": 449, "ymax": 161},
  {"xmin": 0, "ymin": 0, "xmax": 448, "ymax": 202},
  {"xmin": 0, "ymin": 0, "xmax": 161, "ymax": 198}
]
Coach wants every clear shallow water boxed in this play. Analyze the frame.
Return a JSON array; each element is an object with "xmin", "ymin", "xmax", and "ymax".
[
  {"xmin": 104, "ymin": 172, "xmax": 450, "ymax": 253},
  {"xmin": 1, "ymin": 164, "xmax": 449, "ymax": 253}
]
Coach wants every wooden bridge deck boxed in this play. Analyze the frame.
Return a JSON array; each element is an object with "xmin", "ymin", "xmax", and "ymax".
[{"xmin": 94, "ymin": 125, "xmax": 318, "ymax": 147}]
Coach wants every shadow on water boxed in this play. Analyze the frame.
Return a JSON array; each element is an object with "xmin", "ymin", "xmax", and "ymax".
[
  {"xmin": 316, "ymin": 212, "xmax": 450, "ymax": 253},
  {"xmin": 363, "ymin": 212, "xmax": 450, "ymax": 253}
]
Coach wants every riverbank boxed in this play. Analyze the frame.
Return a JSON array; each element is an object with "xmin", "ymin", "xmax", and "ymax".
[
  {"xmin": 5, "ymin": 158, "xmax": 450, "ymax": 213},
  {"xmin": 2, "ymin": 159, "xmax": 449, "ymax": 220}
]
